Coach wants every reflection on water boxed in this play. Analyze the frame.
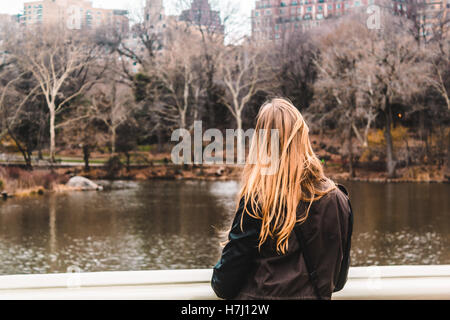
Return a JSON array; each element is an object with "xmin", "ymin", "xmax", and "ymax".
[
  {"xmin": 344, "ymin": 182, "xmax": 450, "ymax": 266},
  {"xmin": 0, "ymin": 180, "xmax": 448, "ymax": 275}
]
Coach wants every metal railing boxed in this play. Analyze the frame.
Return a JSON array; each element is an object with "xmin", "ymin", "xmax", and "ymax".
[{"xmin": 0, "ymin": 265, "xmax": 449, "ymax": 300}]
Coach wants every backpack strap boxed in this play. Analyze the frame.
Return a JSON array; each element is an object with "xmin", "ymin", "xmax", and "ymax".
[
  {"xmin": 336, "ymin": 184, "xmax": 350, "ymax": 197},
  {"xmin": 294, "ymin": 226, "xmax": 323, "ymax": 300}
]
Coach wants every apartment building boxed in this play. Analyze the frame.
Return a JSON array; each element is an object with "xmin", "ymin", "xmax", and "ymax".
[
  {"xmin": 179, "ymin": 0, "xmax": 225, "ymax": 34},
  {"xmin": 21, "ymin": 0, "xmax": 129, "ymax": 32},
  {"xmin": 391, "ymin": 0, "xmax": 449, "ymax": 38},
  {"xmin": 0, "ymin": 14, "xmax": 19, "ymax": 25},
  {"xmin": 252, "ymin": 0, "xmax": 372, "ymax": 41},
  {"xmin": 138, "ymin": 0, "xmax": 224, "ymax": 55},
  {"xmin": 252, "ymin": 0, "xmax": 448, "ymax": 41},
  {"xmin": 145, "ymin": 0, "xmax": 165, "ymax": 27}
]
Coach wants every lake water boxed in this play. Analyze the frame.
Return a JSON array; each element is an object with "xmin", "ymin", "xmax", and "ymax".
[{"xmin": 0, "ymin": 180, "xmax": 449, "ymax": 275}]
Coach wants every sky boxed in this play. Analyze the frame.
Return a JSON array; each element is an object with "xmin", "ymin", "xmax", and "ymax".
[
  {"xmin": 0, "ymin": 1, "xmax": 157, "ymax": 15},
  {"xmin": 0, "ymin": 0, "xmax": 254, "ymax": 22},
  {"xmin": 0, "ymin": 0, "xmax": 253, "ymax": 38}
]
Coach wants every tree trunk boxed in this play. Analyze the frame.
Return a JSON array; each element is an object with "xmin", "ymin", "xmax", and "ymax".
[
  {"xmin": 126, "ymin": 152, "xmax": 131, "ymax": 172},
  {"xmin": 83, "ymin": 145, "xmax": 90, "ymax": 171},
  {"xmin": 419, "ymin": 110, "xmax": 427, "ymax": 162},
  {"xmin": 384, "ymin": 102, "xmax": 396, "ymax": 178},
  {"xmin": 445, "ymin": 133, "xmax": 450, "ymax": 180},
  {"xmin": 157, "ymin": 127, "xmax": 163, "ymax": 153},
  {"xmin": 111, "ymin": 128, "xmax": 116, "ymax": 154},
  {"xmin": 404, "ymin": 138, "xmax": 411, "ymax": 168},
  {"xmin": 19, "ymin": 145, "xmax": 32, "ymax": 170},
  {"xmin": 8, "ymin": 129, "xmax": 32, "ymax": 170},
  {"xmin": 236, "ymin": 114, "xmax": 245, "ymax": 164},
  {"xmin": 347, "ymin": 126, "xmax": 355, "ymax": 178},
  {"xmin": 49, "ymin": 105, "xmax": 56, "ymax": 163},
  {"xmin": 180, "ymin": 110, "xmax": 186, "ymax": 130}
]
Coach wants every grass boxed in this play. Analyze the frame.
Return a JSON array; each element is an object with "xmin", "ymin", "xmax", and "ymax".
[
  {"xmin": 0, "ymin": 166, "xmax": 68, "ymax": 196},
  {"xmin": 0, "ymin": 153, "xmax": 162, "ymax": 166}
]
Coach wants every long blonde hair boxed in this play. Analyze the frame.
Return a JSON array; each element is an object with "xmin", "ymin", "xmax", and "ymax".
[{"xmin": 239, "ymin": 98, "xmax": 336, "ymax": 254}]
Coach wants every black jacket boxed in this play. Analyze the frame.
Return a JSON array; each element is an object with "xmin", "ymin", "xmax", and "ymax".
[{"xmin": 211, "ymin": 184, "xmax": 353, "ymax": 300}]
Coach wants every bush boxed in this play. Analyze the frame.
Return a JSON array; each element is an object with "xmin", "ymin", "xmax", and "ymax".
[
  {"xmin": 104, "ymin": 156, "xmax": 123, "ymax": 178},
  {"xmin": 34, "ymin": 172, "xmax": 60, "ymax": 190},
  {"xmin": 6, "ymin": 167, "xmax": 23, "ymax": 180},
  {"xmin": 368, "ymin": 126, "xmax": 409, "ymax": 148}
]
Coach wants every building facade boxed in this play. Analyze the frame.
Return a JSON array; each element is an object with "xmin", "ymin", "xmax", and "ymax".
[
  {"xmin": 391, "ymin": 0, "xmax": 449, "ymax": 38},
  {"xmin": 252, "ymin": 0, "xmax": 372, "ymax": 41},
  {"xmin": 179, "ymin": 0, "xmax": 225, "ymax": 34},
  {"xmin": 0, "ymin": 14, "xmax": 19, "ymax": 25},
  {"xmin": 252, "ymin": 0, "xmax": 449, "ymax": 41},
  {"xmin": 21, "ymin": 0, "xmax": 129, "ymax": 32},
  {"xmin": 144, "ymin": 0, "xmax": 165, "ymax": 27}
]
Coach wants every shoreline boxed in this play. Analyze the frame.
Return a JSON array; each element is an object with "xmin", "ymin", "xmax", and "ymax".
[{"xmin": 1, "ymin": 163, "xmax": 448, "ymax": 199}]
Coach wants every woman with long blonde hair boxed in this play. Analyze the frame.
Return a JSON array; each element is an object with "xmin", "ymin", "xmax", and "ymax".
[{"xmin": 211, "ymin": 98, "xmax": 353, "ymax": 300}]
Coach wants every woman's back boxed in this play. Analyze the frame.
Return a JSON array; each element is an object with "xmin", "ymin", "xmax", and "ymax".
[
  {"xmin": 212, "ymin": 183, "xmax": 353, "ymax": 300},
  {"xmin": 211, "ymin": 98, "xmax": 354, "ymax": 300},
  {"xmin": 234, "ymin": 184, "xmax": 353, "ymax": 300}
]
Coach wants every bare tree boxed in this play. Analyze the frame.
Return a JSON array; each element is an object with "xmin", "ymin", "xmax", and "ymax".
[
  {"xmin": 0, "ymin": 71, "xmax": 41, "ymax": 168},
  {"xmin": 9, "ymin": 25, "xmax": 102, "ymax": 162},
  {"xmin": 60, "ymin": 109, "xmax": 107, "ymax": 171},
  {"xmin": 151, "ymin": 23, "xmax": 206, "ymax": 130},
  {"xmin": 424, "ymin": 15, "xmax": 450, "ymax": 110},
  {"xmin": 89, "ymin": 79, "xmax": 137, "ymax": 154},
  {"xmin": 218, "ymin": 41, "xmax": 271, "ymax": 148},
  {"xmin": 423, "ymin": 14, "xmax": 450, "ymax": 177},
  {"xmin": 0, "ymin": 32, "xmax": 44, "ymax": 168},
  {"xmin": 312, "ymin": 16, "xmax": 383, "ymax": 176},
  {"xmin": 358, "ymin": 12, "xmax": 426, "ymax": 178}
]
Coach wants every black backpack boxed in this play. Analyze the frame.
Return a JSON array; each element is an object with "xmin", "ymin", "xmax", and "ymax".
[{"xmin": 294, "ymin": 184, "xmax": 354, "ymax": 300}]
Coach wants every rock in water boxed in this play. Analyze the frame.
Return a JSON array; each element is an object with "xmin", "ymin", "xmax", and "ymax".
[{"xmin": 66, "ymin": 176, "xmax": 103, "ymax": 191}]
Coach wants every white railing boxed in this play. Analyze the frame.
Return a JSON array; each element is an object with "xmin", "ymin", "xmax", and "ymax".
[{"xmin": 0, "ymin": 265, "xmax": 449, "ymax": 300}]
